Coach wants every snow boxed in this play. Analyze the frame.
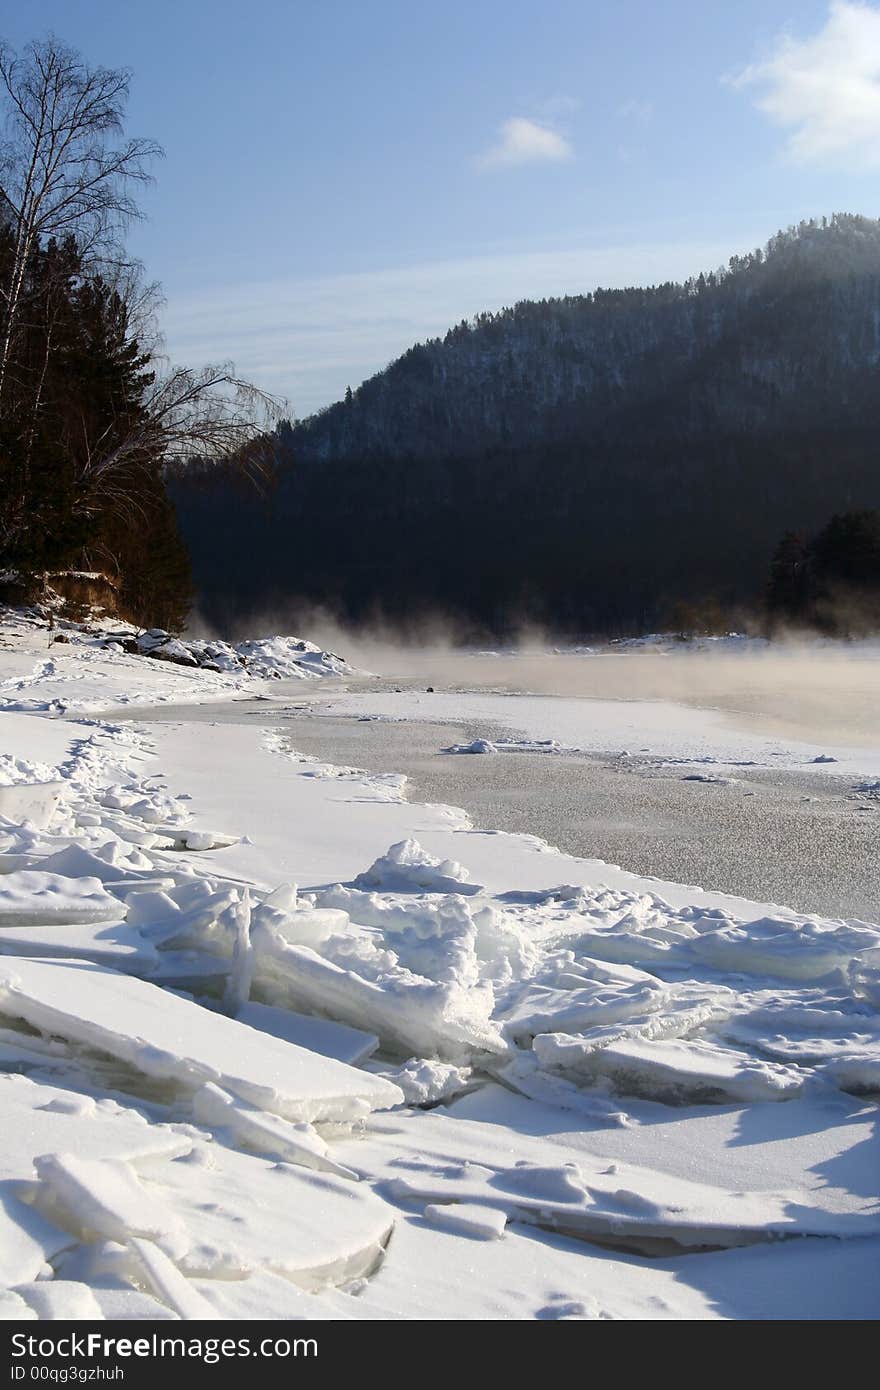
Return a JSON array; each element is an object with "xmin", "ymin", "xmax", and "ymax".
[
  {"xmin": 0, "ymin": 610, "xmax": 878, "ymax": 1320},
  {"xmin": 0, "ymin": 610, "xmax": 353, "ymax": 716}
]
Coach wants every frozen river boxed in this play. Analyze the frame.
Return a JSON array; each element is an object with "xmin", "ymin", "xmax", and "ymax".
[{"xmin": 127, "ymin": 643, "xmax": 880, "ymax": 921}]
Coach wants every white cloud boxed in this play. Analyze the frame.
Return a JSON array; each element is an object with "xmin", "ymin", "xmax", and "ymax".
[
  {"xmin": 476, "ymin": 117, "xmax": 573, "ymax": 169},
  {"xmin": 159, "ymin": 235, "xmax": 756, "ymax": 417},
  {"xmin": 731, "ymin": 1, "xmax": 880, "ymax": 168}
]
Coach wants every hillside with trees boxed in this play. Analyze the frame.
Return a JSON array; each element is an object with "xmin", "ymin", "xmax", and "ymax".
[
  {"xmin": 172, "ymin": 215, "xmax": 880, "ymax": 636},
  {"xmin": 767, "ymin": 511, "xmax": 880, "ymax": 635}
]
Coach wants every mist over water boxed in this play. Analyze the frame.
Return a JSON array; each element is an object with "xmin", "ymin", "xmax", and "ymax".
[
  {"xmin": 187, "ymin": 602, "xmax": 880, "ymax": 747},
  {"xmin": 327, "ymin": 637, "xmax": 880, "ymax": 750},
  {"xmin": 174, "ymin": 610, "xmax": 880, "ymax": 917}
]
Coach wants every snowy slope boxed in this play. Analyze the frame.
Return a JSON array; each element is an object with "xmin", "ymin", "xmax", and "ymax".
[{"xmin": 0, "ymin": 614, "xmax": 877, "ymax": 1320}]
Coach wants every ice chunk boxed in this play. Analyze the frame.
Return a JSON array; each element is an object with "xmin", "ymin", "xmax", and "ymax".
[
  {"xmin": 444, "ymin": 739, "xmax": 497, "ymax": 755},
  {"xmin": 0, "ymin": 1290, "xmax": 36, "ymax": 1320},
  {"xmin": 424, "ymin": 1203, "xmax": 507, "ymax": 1239},
  {"xmin": 191, "ymin": 1269, "xmax": 351, "ymax": 1320},
  {"xmin": 0, "ymin": 958, "xmax": 403, "ymax": 1123},
  {"xmin": 0, "ymin": 871, "xmax": 121, "ymax": 925},
  {"xmin": 499, "ymin": 957, "xmax": 671, "ymax": 1042},
  {"xmin": 251, "ymin": 922, "xmax": 505, "ymax": 1061},
  {"xmin": 34, "ymin": 1153, "xmax": 188, "ymax": 1251},
  {"xmin": 140, "ymin": 1143, "xmax": 394, "ymax": 1289},
  {"xmin": 361, "ymin": 1107, "xmax": 874, "ymax": 1250},
  {"xmin": 37, "ymin": 843, "xmax": 158, "ymax": 885},
  {"xmin": 252, "ymin": 900, "xmax": 348, "ymax": 949},
  {"xmin": 129, "ymin": 1239, "xmax": 219, "ymax": 1320},
  {"xmin": 376, "ymin": 1059, "xmax": 472, "ymax": 1107},
  {"xmin": 0, "ymin": 781, "xmax": 65, "ymax": 829},
  {"xmin": 819, "ymin": 1056, "xmax": 880, "ymax": 1095},
  {"xmin": 0, "ymin": 919, "xmax": 156, "ymax": 970},
  {"xmin": 353, "ymin": 839, "xmax": 482, "ymax": 895},
  {"xmin": 191, "ymin": 1083, "xmax": 357, "ymax": 1179},
  {"xmin": 14, "ymin": 1280, "xmax": 104, "ymax": 1321},
  {"xmin": 691, "ymin": 917, "xmax": 880, "ymax": 982},
  {"xmin": 533, "ymin": 1033, "xmax": 805, "ymax": 1103},
  {"xmin": 0, "ymin": 1073, "xmax": 190, "ymax": 1182},
  {"xmin": 0, "ymin": 1190, "xmax": 72, "ymax": 1286},
  {"xmin": 235, "ymin": 1000, "xmax": 378, "ymax": 1065}
]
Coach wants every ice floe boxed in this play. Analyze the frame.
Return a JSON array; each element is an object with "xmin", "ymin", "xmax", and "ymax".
[{"xmin": 0, "ymin": 957, "xmax": 402, "ymax": 1122}]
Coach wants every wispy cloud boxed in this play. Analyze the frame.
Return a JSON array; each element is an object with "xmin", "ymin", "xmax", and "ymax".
[
  {"xmin": 476, "ymin": 116, "xmax": 573, "ymax": 169},
  {"xmin": 537, "ymin": 95, "xmax": 581, "ymax": 120},
  {"xmin": 730, "ymin": 1, "xmax": 880, "ymax": 168},
  {"xmin": 160, "ymin": 236, "xmax": 756, "ymax": 418},
  {"xmin": 619, "ymin": 99, "xmax": 654, "ymax": 124}
]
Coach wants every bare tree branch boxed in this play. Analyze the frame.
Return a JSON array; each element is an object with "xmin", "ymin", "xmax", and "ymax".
[
  {"xmin": 75, "ymin": 363, "xmax": 284, "ymax": 496},
  {"xmin": 0, "ymin": 34, "xmax": 162, "ymax": 407}
]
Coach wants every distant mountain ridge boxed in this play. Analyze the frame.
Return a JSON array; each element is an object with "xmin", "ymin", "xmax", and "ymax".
[
  {"xmin": 288, "ymin": 214, "xmax": 880, "ymax": 460},
  {"xmin": 173, "ymin": 214, "xmax": 880, "ymax": 635}
]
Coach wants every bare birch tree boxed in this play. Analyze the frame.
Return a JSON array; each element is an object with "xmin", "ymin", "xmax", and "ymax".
[
  {"xmin": 0, "ymin": 35, "xmax": 160, "ymax": 409},
  {"xmin": 0, "ymin": 34, "xmax": 285, "ymax": 552},
  {"xmin": 75, "ymin": 360, "xmax": 282, "ymax": 515}
]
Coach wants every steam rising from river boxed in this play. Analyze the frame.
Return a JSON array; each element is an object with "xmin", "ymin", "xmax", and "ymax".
[{"xmin": 187, "ymin": 606, "xmax": 880, "ymax": 749}]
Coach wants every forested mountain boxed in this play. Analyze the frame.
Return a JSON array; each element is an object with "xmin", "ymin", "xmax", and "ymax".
[{"xmin": 174, "ymin": 215, "xmax": 880, "ymax": 635}]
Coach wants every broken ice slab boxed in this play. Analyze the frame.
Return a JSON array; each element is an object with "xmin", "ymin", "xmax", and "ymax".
[
  {"xmin": 690, "ymin": 916, "xmax": 880, "ymax": 982},
  {"xmin": 532, "ymin": 1033, "xmax": 805, "ymax": 1103},
  {"xmin": 141, "ymin": 829, "xmax": 239, "ymax": 852},
  {"xmin": 0, "ymin": 871, "xmax": 122, "ymax": 926},
  {"xmin": 235, "ymin": 1000, "xmax": 378, "ymax": 1065},
  {"xmin": 424, "ymin": 1202, "xmax": 507, "ymax": 1240},
  {"xmin": 148, "ymin": 951, "xmax": 232, "ymax": 987},
  {"xmin": 191, "ymin": 1083, "xmax": 358, "ymax": 1178},
  {"xmin": 0, "ymin": 957, "xmax": 403, "ymax": 1123},
  {"xmin": 508, "ymin": 985, "xmax": 730, "ymax": 1065},
  {"xmin": 86, "ymin": 1284, "xmax": 179, "ymax": 1322},
  {"xmin": 137, "ymin": 1142, "xmax": 394, "ymax": 1290},
  {"xmin": 13, "ymin": 1280, "xmax": 104, "ymax": 1321},
  {"xmin": 819, "ymin": 1055, "xmax": 880, "ymax": 1095},
  {"xmin": 0, "ymin": 1289, "xmax": 37, "ymax": 1320},
  {"xmin": 357, "ymin": 1108, "xmax": 880, "ymax": 1251},
  {"xmin": 0, "ymin": 1189, "xmax": 73, "ymax": 1287},
  {"xmin": 251, "ymin": 921, "xmax": 505, "ymax": 1062},
  {"xmin": 0, "ymin": 919, "xmax": 157, "ymax": 971},
  {"xmin": 34, "ymin": 1153, "xmax": 189, "ymax": 1253},
  {"xmin": 374, "ymin": 1058, "xmax": 472, "ymax": 1107},
  {"xmin": 190, "ymin": 1268, "xmax": 355, "ymax": 1320},
  {"xmin": 129, "ymin": 1239, "xmax": 219, "ymax": 1320},
  {"xmin": 0, "ymin": 782, "xmax": 66, "ymax": 830},
  {"xmin": 0, "ymin": 853, "xmax": 43, "ymax": 874},
  {"xmin": 0, "ymin": 1074, "xmax": 191, "ymax": 1182},
  {"xmin": 498, "ymin": 958, "xmax": 672, "ymax": 1042},
  {"xmin": 0, "ymin": 1073, "xmax": 188, "ymax": 1285}
]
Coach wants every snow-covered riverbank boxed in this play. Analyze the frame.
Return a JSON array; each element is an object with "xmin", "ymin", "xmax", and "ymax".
[{"xmin": 0, "ymin": 614, "xmax": 878, "ymax": 1320}]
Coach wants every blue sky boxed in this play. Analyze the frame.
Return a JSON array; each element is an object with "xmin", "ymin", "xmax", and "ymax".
[{"xmin": 5, "ymin": 2, "xmax": 880, "ymax": 415}]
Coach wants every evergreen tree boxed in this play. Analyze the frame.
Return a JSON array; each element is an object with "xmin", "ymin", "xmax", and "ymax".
[{"xmin": 766, "ymin": 532, "xmax": 809, "ymax": 620}]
